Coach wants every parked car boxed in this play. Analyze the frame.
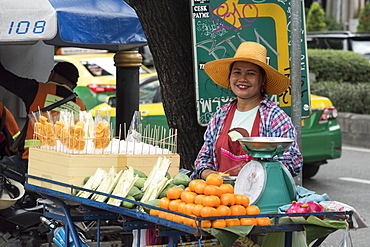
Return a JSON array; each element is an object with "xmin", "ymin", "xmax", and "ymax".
[
  {"xmin": 91, "ymin": 75, "xmax": 167, "ymax": 132},
  {"xmin": 92, "ymin": 76, "xmax": 342, "ymax": 178},
  {"xmin": 307, "ymin": 31, "xmax": 370, "ymax": 59},
  {"xmin": 54, "ymin": 52, "xmax": 156, "ymax": 110}
]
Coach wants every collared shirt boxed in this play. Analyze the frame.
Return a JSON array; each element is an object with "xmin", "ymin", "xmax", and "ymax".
[{"xmin": 191, "ymin": 96, "xmax": 303, "ymax": 179}]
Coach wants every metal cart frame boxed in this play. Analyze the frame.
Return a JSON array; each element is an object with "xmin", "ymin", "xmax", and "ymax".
[{"xmin": 25, "ymin": 175, "xmax": 353, "ymax": 247}]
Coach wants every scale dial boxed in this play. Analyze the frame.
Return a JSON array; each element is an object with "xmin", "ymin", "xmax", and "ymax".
[{"xmin": 234, "ymin": 160, "xmax": 266, "ymax": 204}]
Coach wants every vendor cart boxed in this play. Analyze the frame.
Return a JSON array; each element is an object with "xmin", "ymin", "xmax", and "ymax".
[{"xmin": 25, "ymin": 175, "xmax": 353, "ymax": 247}]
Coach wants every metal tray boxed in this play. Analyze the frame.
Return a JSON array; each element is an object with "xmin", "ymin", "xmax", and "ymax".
[{"xmin": 237, "ymin": 137, "xmax": 294, "ymax": 152}]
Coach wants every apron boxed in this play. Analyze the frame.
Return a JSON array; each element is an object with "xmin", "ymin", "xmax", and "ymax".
[{"xmin": 216, "ymin": 102, "xmax": 260, "ymax": 176}]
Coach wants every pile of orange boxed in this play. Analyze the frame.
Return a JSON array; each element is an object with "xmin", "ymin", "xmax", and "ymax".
[{"xmin": 149, "ymin": 173, "xmax": 271, "ymax": 228}]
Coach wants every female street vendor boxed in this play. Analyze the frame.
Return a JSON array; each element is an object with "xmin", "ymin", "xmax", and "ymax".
[{"xmin": 191, "ymin": 42, "xmax": 303, "ymax": 180}]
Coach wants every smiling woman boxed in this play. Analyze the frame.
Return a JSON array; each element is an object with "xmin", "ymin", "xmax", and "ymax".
[{"xmin": 191, "ymin": 42, "xmax": 303, "ymax": 180}]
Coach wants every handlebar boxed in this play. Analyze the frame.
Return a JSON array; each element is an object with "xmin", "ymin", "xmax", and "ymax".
[{"xmin": 0, "ymin": 163, "xmax": 24, "ymax": 178}]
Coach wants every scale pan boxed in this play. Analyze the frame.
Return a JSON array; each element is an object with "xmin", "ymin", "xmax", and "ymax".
[{"xmin": 237, "ymin": 137, "xmax": 294, "ymax": 152}]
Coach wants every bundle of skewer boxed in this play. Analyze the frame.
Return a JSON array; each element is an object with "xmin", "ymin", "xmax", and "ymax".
[{"xmin": 31, "ymin": 111, "xmax": 177, "ymax": 155}]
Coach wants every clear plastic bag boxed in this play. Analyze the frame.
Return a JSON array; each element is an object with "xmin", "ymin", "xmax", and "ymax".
[
  {"xmin": 339, "ymin": 228, "xmax": 353, "ymax": 247},
  {"xmin": 126, "ymin": 111, "xmax": 142, "ymax": 142}
]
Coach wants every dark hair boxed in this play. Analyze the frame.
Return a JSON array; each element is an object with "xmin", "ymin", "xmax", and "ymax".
[{"xmin": 53, "ymin": 62, "xmax": 79, "ymax": 85}]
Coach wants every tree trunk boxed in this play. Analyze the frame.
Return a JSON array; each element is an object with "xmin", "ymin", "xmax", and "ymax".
[{"xmin": 129, "ymin": 0, "xmax": 206, "ymax": 171}]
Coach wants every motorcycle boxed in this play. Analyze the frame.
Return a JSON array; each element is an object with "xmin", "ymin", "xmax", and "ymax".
[
  {"xmin": 0, "ymin": 160, "xmax": 50, "ymax": 247},
  {"xmin": 0, "ymin": 158, "xmax": 133, "ymax": 247}
]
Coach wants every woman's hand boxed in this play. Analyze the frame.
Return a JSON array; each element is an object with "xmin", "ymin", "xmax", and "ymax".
[{"xmin": 201, "ymin": 169, "xmax": 218, "ymax": 180}]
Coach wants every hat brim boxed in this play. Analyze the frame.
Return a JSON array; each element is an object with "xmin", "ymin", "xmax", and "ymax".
[{"xmin": 204, "ymin": 58, "xmax": 290, "ymax": 95}]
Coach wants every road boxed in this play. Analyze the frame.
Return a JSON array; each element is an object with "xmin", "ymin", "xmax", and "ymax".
[{"xmin": 303, "ymin": 146, "xmax": 370, "ymax": 246}]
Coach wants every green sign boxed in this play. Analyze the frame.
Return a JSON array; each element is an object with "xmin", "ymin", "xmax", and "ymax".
[{"xmin": 191, "ymin": 0, "xmax": 310, "ymax": 126}]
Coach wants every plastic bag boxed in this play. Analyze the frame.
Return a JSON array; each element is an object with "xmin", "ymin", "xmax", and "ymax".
[
  {"xmin": 320, "ymin": 201, "xmax": 369, "ymax": 229},
  {"xmin": 127, "ymin": 111, "xmax": 142, "ymax": 142},
  {"xmin": 339, "ymin": 228, "xmax": 353, "ymax": 247}
]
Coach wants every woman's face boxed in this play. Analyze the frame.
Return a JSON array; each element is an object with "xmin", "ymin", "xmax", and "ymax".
[{"xmin": 229, "ymin": 61, "xmax": 265, "ymax": 101}]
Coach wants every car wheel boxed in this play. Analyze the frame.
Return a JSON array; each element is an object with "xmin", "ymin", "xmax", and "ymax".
[{"xmin": 303, "ymin": 163, "xmax": 321, "ymax": 179}]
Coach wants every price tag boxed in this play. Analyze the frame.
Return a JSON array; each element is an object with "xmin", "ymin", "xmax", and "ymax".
[{"xmin": 0, "ymin": 0, "xmax": 57, "ymax": 42}]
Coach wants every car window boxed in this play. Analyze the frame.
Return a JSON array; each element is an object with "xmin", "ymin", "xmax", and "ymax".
[
  {"xmin": 351, "ymin": 40, "xmax": 370, "ymax": 57},
  {"xmin": 307, "ymin": 38, "xmax": 345, "ymax": 50},
  {"xmin": 80, "ymin": 57, "xmax": 115, "ymax": 76},
  {"xmin": 140, "ymin": 79, "xmax": 160, "ymax": 104}
]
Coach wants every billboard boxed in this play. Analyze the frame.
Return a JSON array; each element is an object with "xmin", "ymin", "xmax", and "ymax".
[{"xmin": 191, "ymin": 0, "xmax": 310, "ymax": 125}]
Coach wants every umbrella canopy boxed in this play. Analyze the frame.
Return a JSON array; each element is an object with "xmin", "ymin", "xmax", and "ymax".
[{"xmin": 0, "ymin": 0, "xmax": 146, "ymax": 51}]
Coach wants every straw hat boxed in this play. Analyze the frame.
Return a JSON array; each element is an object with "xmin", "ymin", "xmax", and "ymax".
[{"xmin": 204, "ymin": 42, "xmax": 290, "ymax": 95}]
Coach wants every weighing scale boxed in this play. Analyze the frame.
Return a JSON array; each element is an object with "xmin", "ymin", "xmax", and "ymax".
[{"xmin": 234, "ymin": 137, "xmax": 297, "ymax": 214}]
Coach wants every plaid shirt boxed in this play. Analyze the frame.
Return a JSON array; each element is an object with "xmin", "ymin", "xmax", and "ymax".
[{"xmin": 191, "ymin": 96, "xmax": 303, "ymax": 179}]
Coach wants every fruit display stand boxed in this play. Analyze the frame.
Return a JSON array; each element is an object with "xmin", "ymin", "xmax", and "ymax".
[
  {"xmin": 25, "ymin": 175, "xmax": 353, "ymax": 247},
  {"xmin": 27, "ymin": 147, "xmax": 180, "ymax": 193}
]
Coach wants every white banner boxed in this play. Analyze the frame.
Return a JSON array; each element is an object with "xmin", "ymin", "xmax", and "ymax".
[{"xmin": 0, "ymin": 0, "xmax": 57, "ymax": 42}]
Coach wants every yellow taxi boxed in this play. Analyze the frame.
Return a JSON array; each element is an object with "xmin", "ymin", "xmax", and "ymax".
[{"xmin": 54, "ymin": 51, "xmax": 156, "ymax": 110}]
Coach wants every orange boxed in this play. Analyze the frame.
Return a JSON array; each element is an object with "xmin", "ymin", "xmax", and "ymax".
[
  {"xmin": 246, "ymin": 205, "xmax": 260, "ymax": 215},
  {"xmin": 194, "ymin": 182, "xmax": 207, "ymax": 194},
  {"xmin": 225, "ymin": 218, "xmax": 240, "ymax": 226},
  {"xmin": 173, "ymin": 215, "xmax": 185, "ymax": 224},
  {"xmin": 220, "ymin": 193, "xmax": 236, "ymax": 206},
  {"xmin": 177, "ymin": 201, "xmax": 187, "ymax": 214},
  {"xmin": 219, "ymin": 183, "xmax": 234, "ymax": 194},
  {"xmin": 184, "ymin": 203, "xmax": 196, "ymax": 215},
  {"xmin": 203, "ymin": 185, "xmax": 222, "ymax": 197},
  {"xmin": 234, "ymin": 194, "xmax": 250, "ymax": 207},
  {"xmin": 167, "ymin": 186, "xmax": 185, "ymax": 200},
  {"xmin": 158, "ymin": 211, "xmax": 167, "ymax": 219},
  {"xmin": 183, "ymin": 215, "xmax": 196, "ymax": 226},
  {"xmin": 216, "ymin": 205, "xmax": 231, "ymax": 216},
  {"xmin": 206, "ymin": 173, "xmax": 223, "ymax": 186},
  {"xmin": 194, "ymin": 194, "xmax": 206, "ymax": 205},
  {"xmin": 193, "ymin": 220, "xmax": 212, "ymax": 228},
  {"xmin": 202, "ymin": 195, "xmax": 221, "ymax": 207},
  {"xmin": 200, "ymin": 206, "xmax": 218, "ymax": 218},
  {"xmin": 168, "ymin": 199, "xmax": 181, "ymax": 212},
  {"xmin": 256, "ymin": 217, "xmax": 271, "ymax": 226},
  {"xmin": 192, "ymin": 204, "xmax": 205, "ymax": 216},
  {"xmin": 165, "ymin": 213, "xmax": 174, "ymax": 221},
  {"xmin": 159, "ymin": 197, "xmax": 170, "ymax": 209},
  {"xmin": 149, "ymin": 209, "xmax": 160, "ymax": 217},
  {"xmin": 240, "ymin": 217, "xmax": 257, "ymax": 225},
  {"xmin": 181, "ymin": 191, "xmax": 197, "ymax": 204},
  {"xmin": 212, "ymin": 219, "xmax": 227, "ymax": 228},
  {"xmin": 230, "ymin": 205, "xmax": 247, "ymax": 216},
  {"xmin": 189, "ymin": 179, "xmax": 206, "ymax": 192}
]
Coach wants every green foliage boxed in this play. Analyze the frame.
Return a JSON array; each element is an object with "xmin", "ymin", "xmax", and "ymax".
[
  {"xmin": 308, "ymin": 49, "xmax": 370, "ymax": 114},
  {"xmin": 310, "ymin": 82, "xmax": 370, "ymax": 114},
  {"xmin": 357, "ymin": 2, "xmax": 370, "ymax": 33},
  {"xmin": 308, "ymin": 49, "xmax": 370, "ymax": 83},
  {"xmin": 306, "ymin": 2, "xmax": 327, "ymax": 31},
  {"xmin": 325, "ymin": 15, "xmax": 343, "ymax": 31}
]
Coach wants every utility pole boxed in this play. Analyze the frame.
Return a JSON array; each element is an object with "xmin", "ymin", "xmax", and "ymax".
[{"xmin": 291, "ymin": 0, "xmax": 303, "ymax": 185}]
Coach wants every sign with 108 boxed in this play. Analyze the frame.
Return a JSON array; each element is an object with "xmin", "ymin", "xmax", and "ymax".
[{"xmin": 0, "ymin": 1, "xmax": 57, "ymax": 42}]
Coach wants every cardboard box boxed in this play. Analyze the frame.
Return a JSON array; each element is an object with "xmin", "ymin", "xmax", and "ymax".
[{"xmin": 28, "ymin": 148, "xmax": 180, "ymax": 193}]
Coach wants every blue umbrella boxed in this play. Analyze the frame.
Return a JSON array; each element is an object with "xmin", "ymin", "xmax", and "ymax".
[{"xmin": 0, "ymin": 0, "xmax": 147, "ymax": 50}]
